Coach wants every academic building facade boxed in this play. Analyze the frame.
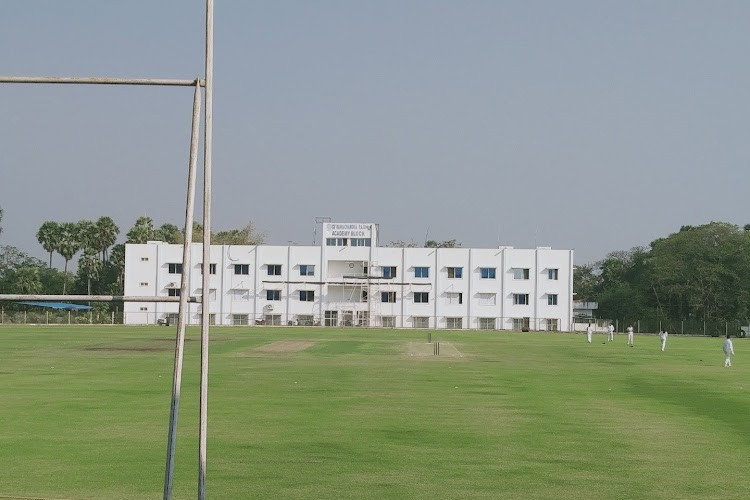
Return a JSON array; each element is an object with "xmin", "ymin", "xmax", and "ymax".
[{"xmin": 124, "ymin": 223, "xmax": 574, "ymax": 331}]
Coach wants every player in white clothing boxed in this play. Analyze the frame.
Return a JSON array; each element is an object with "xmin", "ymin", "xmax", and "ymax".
[
  {"xmin": 723, "ymin": 334, "xmax": 735, "ymax": 367},
  {"xmin": 586, "ymin": 323, "xmax": 593, "ymax": 343},
  {"xmin": 626, "ymin": 325, "xmax": 634, "ymax": 346},
  {"xmin": 659, "ymin": 330, "xmax": 668, "ymax": 352},
  {"xmin": 607, "ymin": 324, "xmax": 615, "ymax": 342}
]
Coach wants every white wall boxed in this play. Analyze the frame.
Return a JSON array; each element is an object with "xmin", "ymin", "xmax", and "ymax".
[{"xmin": 124, "ymin": 241, "xmax": 573, "ymax": 330}]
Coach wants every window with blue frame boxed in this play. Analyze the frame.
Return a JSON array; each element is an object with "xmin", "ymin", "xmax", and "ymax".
[
  {"xmin": 414, "ymin": 266, "xmax": 429, "ymax": 278},
  {"xmin": 299, "ymin": 290, "xmax": 314, "ymax": 302},
  {"xmin": 447, "ymin": 267, "xmax": 463, "ymax": 278},
  {"xmin": 382, "ymin": 266, "xmax": 397, "ymax": 279},
  {"xmin": 299, "ymin": 265, "xmax": 315, "ymax": 276},
  {"xmin": 480, "ymin": 267, "xmax": 496, "ymax": 279},
  {"xmin": 266, "ymin": 290, "xmax": 281, "ymax": 301}
]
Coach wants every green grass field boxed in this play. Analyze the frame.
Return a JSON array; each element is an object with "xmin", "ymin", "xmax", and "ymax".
[{"xmin": 0, "ymin": 326, "xmax": 747, "ymax": 499}]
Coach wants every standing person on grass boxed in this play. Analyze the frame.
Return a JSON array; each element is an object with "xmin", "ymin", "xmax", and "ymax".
[
  {"xmin": 659, "ymin": 330, "xmax": 668, "ymax": 352},
  {"xmin": 627, "ymin": 325, "xmax": 634, "ymax": 346},
  {"xmin": 586, "ymin": 322, "xmax": 593, "ymax": 344},
  {"xmin": 723, "ymin": 334, "xmax": 735, "ymax": 367},
  {"xmin": 608, "ymin": 323, "xmax": 615, "ymax": 342}
]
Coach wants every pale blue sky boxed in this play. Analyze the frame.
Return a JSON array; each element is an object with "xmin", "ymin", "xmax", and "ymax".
[{"xmin": 2, "ymin": 0, "xmax": 749, "ymax": 265}]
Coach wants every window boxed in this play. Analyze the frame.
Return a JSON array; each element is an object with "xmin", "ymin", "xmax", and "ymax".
[
  {"xmin": 446, "ymin": 317, "xmax": 463, "ymax": 329},
  {"xmin": 412, "ymin": 316, "xmax": 429, "ymax": 328},
  {"xmin": 548, "ymin": 294, "xmax": 558, "ymax": 306},
  {"xmin": 233, "ymin": 289, "xmax": 250, "ymax": 301},
  {"xmin": 234, "ymin": 264, "xmax": 249, "ymax": 275},
  {"xmin": 166, "ymin": 313, "xmax": 179, "ymax": 325},
  {"xmin": 141, "ymin": 257, "xmax": 149, "ymax": 261},
  {"xmin": 199, "ymin": 313, "xmax": 217, "ymax": 326},
  {"xmin": 199, "ymin": 263, "xmax": 217, "ymax": 274},
  {"xmin": 266, "ymin": 290, "xmax": 281, "ymax": 301},
  {"xmin": 447, "ymin": 267, "xmax": 463, "ymax": 278},
  {"xmin": 299, "ymin": 265, "xmax": 315, "ymax": 276},
  {"xmin": 326, "ymin": 238, "xmax": 348, "ymax": 246},
  {"xmin": 479, "ymin": 318, "xmax": 496, "ymax": 330},
  {"xmin": 168, "ymin": 288, "xmax": 180, "ymax": 297},
  {"xmin": 478, "ymin": 293, "xmax": 496, "ymax": 306},
  {"xmin": 512, "ymin": 268, "xmax": 530, "ymax": 280},
  {"xmin": 381, "ymin": 291, "xmax": 396, "ymax": 303},
  {"xmin": 414, "ymin": 266, "xmax": 429, "ymax": 278},
  {"xmin": 361, "ymin": 290, "xmax": 368, "ymax": 302},
  {"xmin": 382, "ymin": 266, "xmax": 397, "ymax": 279},
  {"xmin": 548, "ymin": 268, "xmax": 559, "ymax": 280},
  {"xmin": 480, "ymin": 267, "xmax": 496, "ymax": 279},
  {"xmin": 267, "ymin": 264, "xmax": 282, "ymax": 276},
  {"xmin": 140, "ymin": 282, "xmax": 148, "ymax": 286},
  {"xmin": 299, "ymin": 290, "xmax": 315, "ymax": 302},
  {"xmin": 380, "ymin": 316, "xmax": 396, "ymax": 328},
  {"xmin": 546, "ymin": 318, "xmax": 559, "ymax": 331},
  {"xmin": 513, "ymin": 293, "xmax": 530, "ymax": 305},
  {"xmin": 139, "ymin": 306, "xmax": 148, "ymax": 311},
  {"xmin": 265, "ymin": 314, "xmax": 282, "ymax": 326},
  {"xmin": 209, "ymin": 288, "xmax": 217, "ymax": 301},
  {"xmin": 446, "ymin": 292, "xmax": 463, "ymax": 304},
  {"xmin": 296, "ymin": 315, "xmax": 314, "ymax": 326},
  {"xmin": 513, "ymin": 317, "xmax": 530, "ymax": 331},
  {"xmin": 168, "ymin": 263, "xmax": 183, "ymax": 274},
  {"xmin": 232, "ymin": 314, "xmax": 249, "ymax": 326},
  {"xmin": 350, "ymin": 238, "xmax": 371, "ymax": 247},
  {"xmin": 324, "ymin": 310, "xmax": 338, "ymax": 326},
  {"xmin": 414, "ymin": 292, "xmax": 429, "ymax": 303}
]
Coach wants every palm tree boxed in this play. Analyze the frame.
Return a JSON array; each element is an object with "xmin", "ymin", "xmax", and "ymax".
[
  {"xmin": 76, "ymin": 220, "xmax": 96, "ymax": 254},
  {"xmin": 37, "ymin": 221, "xmax": 61, "ymax": 268},
  {"xmin": 78, "ymin": 248, "xmax": 102, "ymax": 296},
  {"xmin": 14, "ymin": 266, "xmax": 42, "ymax": 294},
  {"xmin": 94, "ymin": 216, "xmax": 120, "ymax": 261},
  {"xmin": 126, "ymin": 216, "xmax": 155, "ymax": 244},
  {"xmin": 57, "ymin": 222, "xmax": 80, "ymax": 294}
]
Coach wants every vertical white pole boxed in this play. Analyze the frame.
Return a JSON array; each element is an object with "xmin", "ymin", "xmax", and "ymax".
[
  {"xmin": 164, "ymin": 79, "xmax": 202, "ymax": 500},
  {"xmin": 198, "ymin": 1, "xmax": 213, "ymax": 498}
]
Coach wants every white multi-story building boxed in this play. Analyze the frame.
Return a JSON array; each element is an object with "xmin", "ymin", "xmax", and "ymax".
[{"xmin": 124, "ymin": 223, "xmax": 574, "ymax": 331}]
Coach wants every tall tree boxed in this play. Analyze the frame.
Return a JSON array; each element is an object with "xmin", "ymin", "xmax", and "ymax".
[
  {"xmin": 213, "ymin": 222, "xmax": 266, "ymax": 245},
  {"xmin": 0, "ymin": 206, "xmax": 3, "ymax": 238},
  {"xmin": 78, "ymin": 248, "xmax": 102, "ymax": 295},
  {"xmin": 13, "ymin": 266, "xmax": 42, "ymax": 294},
  {"xmin": 94, "ymin": 216, "xmax": 120, "ymax": 261},
  {"xmin": 57, "ymin": 222, "xmax": 80, "ymax": 294},
  {"xmin": 126, "ymin": 216, "xmax": 155, "ymax": 244},
  {"xmin": 36, "ymin": 221, "xmax": 61, "ymax": 268},
  {"xmin": 76, "ymin": 220, "xmax": 97, "ymax": 253},
  {"xmin": 154, "ymin": 223, "xmax": 183, "ymax": 244}
]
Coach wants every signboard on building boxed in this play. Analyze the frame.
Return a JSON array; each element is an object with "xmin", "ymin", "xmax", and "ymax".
[{"xmin": 323, "ymin": 223, "xmax": 375, "ymax": 240}]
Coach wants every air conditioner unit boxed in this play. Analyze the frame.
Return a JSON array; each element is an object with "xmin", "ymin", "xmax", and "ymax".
[{"xmin": 264, "ymin": 304, "xmax": 274, "ymax": 311}]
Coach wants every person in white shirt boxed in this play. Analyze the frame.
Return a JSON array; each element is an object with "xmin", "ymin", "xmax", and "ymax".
[
  {"xmin": 627, "ymin": 325, "xmax": 634, "ymax": 346},
  {"xmin": 607, "ymin": 323, "xmax": 615, "ymax": 342},
  {"xmin": 586, "ymin": 323, "xmax": 593, "ymax": 344},
  {"xmin": 659, "ymin": 330, "xmax": 668, "ymax": 352},
  {"xmin": 723, "ymin": 334, "xmax": 735, "ymax": 367}
]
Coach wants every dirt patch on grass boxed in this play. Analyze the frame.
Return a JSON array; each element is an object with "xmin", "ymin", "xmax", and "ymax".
[
  {"xmin": 254, "ymin": 341, "xmax": 316, "ymax": 353},
  {"xmin": 405, "ymin": 341, "xmax": 464, "ymax": 358}
]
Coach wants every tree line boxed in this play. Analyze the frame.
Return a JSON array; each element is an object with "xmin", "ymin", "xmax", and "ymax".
[
  {"xmin": 574, "ymin": 222, "xmax": 750, "ymax": 330},
  {"xmin": 0, "ymin": 210, "xmax": 265, "ymax": 310}
]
